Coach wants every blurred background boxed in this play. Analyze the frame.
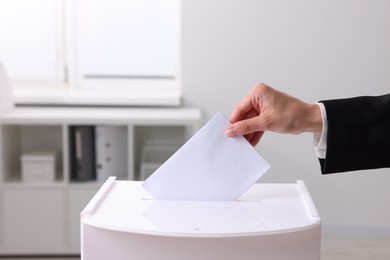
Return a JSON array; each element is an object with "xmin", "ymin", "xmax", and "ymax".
[
  {"xmin": 0, "ymin": 0, "xmax": 389, "ymax": 259},
  {"xmin": 182, "ymin": 0, "xmax": 390, "ymax": 237}
]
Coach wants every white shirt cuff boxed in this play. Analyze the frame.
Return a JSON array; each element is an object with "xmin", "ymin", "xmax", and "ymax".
[{"xmin": 313, "ymin": 103, "xmax": 328, "ymax": 159}]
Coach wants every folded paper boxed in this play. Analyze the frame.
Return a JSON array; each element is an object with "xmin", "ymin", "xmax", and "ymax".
[{"xmin": 143, "ymin": 112, "xmax": 270, "ymax": 201}]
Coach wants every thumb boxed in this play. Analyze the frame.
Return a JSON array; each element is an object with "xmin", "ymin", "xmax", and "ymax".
[{"xmin": 225, "ymin": 116, "xmax": 263, "ymax": 137}]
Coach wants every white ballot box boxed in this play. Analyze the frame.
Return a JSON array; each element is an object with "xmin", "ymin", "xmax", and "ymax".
[{"xmin": 81, "ymin": 177, "xmax": 321, "ymax": 260}]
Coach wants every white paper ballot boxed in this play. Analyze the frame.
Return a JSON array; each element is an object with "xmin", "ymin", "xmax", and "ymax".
[{"xmin": 142, "ymin": 112, "xmax": 270, "ymax": 201}]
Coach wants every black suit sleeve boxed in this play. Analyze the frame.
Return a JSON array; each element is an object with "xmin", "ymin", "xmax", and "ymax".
[{"xmin": 319, "ymin": 94, "xmax": 390, "ymax": 174}]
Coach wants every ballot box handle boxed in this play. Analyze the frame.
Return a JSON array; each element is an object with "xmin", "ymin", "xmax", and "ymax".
[
  {"xmin": 82, "ymin": 176, "xmax": 117, "ymax": 217},
  {"xmin": 297, "ymin": 180, "xmax": 320, "ymax": 220}
]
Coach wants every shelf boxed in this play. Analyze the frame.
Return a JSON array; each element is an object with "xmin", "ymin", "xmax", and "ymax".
[
  {"xmin": 0, "ymin": 125, "xmax": 63, "ymax": 183},
  {"xmin": 0, "ymin": 106, "xmax": 202, "ymax": 125},
  {"xmin": 2, "ymin": 180, "xmax": 66, "ymax": 189},
  {"xmin": 0, "ymin": 105, "xmax": 202, "ymax": 255}
]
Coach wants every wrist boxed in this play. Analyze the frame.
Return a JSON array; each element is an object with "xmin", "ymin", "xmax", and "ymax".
[{"xmin": 301, "ymin": 103, "xmax": 323, "ymax": 133}]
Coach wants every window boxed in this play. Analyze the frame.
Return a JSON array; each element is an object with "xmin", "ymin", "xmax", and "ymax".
[
  {"xmin": 0, "ymin": 0, "xmax": 64, "ymax": 84},
  {"xmin": 0, "ymin": 0, "xmax": 181, "ymax": 106}
]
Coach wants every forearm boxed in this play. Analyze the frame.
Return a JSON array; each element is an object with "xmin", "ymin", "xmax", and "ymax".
[{"xmin": 319, "ymin": 94, "xmax": 390, "ymax": 174}]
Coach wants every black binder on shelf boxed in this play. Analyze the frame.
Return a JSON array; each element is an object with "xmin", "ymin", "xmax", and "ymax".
[{"xmin": 69, "ymin": 126, "xmax": 96, "ymax": 182}]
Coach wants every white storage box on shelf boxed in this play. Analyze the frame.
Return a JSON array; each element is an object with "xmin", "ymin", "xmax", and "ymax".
[
  {"xmin": 81, "ymin": 177, "xmax": 321, "ymax": 260},
  {"xmin": 20, "ymin": 152, "xmax": 56, "ymax": 182}
]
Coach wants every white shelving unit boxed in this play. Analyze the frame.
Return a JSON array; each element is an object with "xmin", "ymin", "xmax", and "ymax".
[{"xmin": 0, "ymin": 106, "xmax": 201, "ymax": 255}]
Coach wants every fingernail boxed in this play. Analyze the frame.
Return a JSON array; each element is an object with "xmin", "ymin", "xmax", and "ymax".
[{"xmin": 225, "ymin": 125, "xmax": 238, "ymax": 137}]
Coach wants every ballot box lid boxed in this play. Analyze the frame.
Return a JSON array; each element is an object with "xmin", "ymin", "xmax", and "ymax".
[{"xmin": 81, "ymin": 178, "xmax": 321, "ymax": 238}]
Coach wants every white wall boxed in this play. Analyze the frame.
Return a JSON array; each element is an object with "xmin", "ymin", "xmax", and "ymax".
[{"xmin": 182, "ymin": 0, "xmax": 390, "ymax": 235}]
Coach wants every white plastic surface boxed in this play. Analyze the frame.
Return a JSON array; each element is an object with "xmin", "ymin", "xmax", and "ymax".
[{"xmin": 82, "ymin": 180, "xmax": 320, "ymax": 238}]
